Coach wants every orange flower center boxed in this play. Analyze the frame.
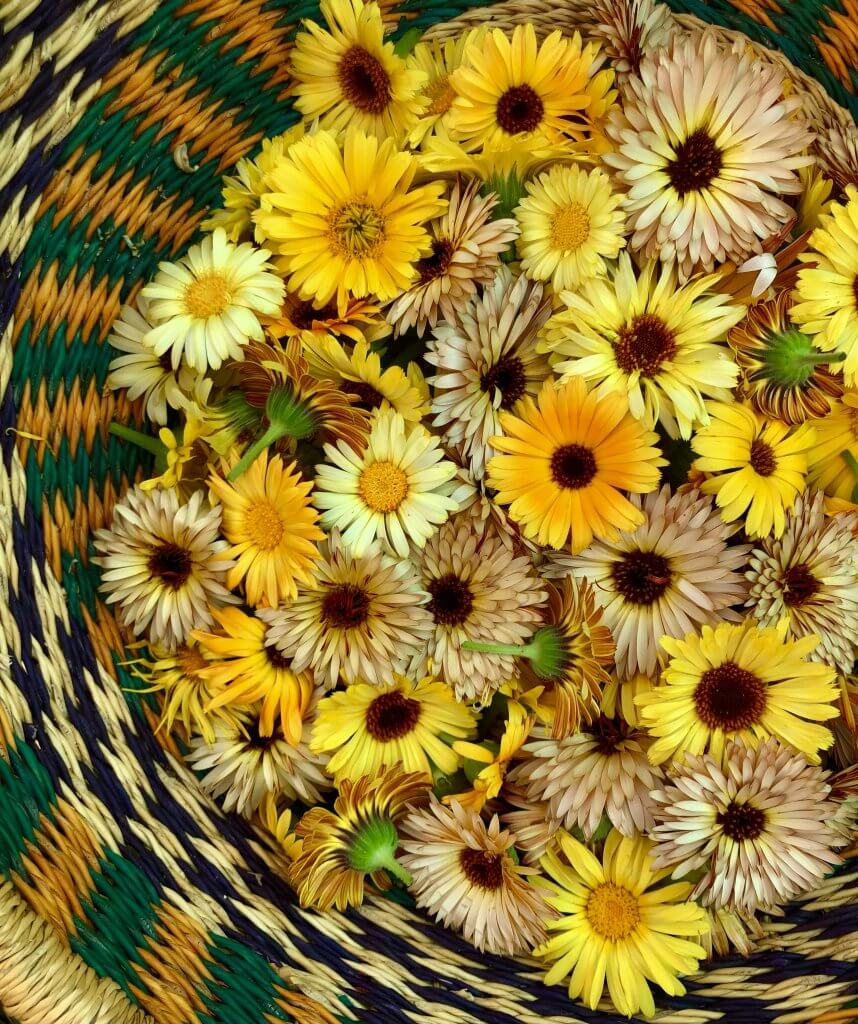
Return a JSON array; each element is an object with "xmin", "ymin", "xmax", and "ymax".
[
  {"xmin": 551, "ymin": 202, "xmax": 590, "ymax": 252},
  {"xmin": 176, "ymin": 645, "xmax": 209, "ymax": 678},
  {"xmin": 184, "ymin": 272, "xmax": 230, "ymax": 319},
  {"xmin": 358, "ymin": 461, "xmax": 409, "ymax": 513},
  {"xmin": 586, "ymin": 882, "xmax": 641, "ymax": 941},
  {"xmin": 244, "ymin": 500, "xmax": 285, "ymax": 550},
  {"xmin": 425, "ymin": 74, "xmax": 455, "ymax": 117}
]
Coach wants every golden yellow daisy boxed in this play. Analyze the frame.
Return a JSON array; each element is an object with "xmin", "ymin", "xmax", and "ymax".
[
  {"xmin": 139, "ymin": 408, "xmax": 219, "ymax": 496},
  {"xmin": 201, "ymin": 125, "xmax": 305, "ymax": 243},
  {"xmin": 534, "ymin": 829, "xmax": 708, "ymax": 1017},
  {"xmin": 302, "ymin": 335, "xmax": 428, "ymax": 422},
  {"xmin": 208, "ymin": 450, "xmax": 323, "ymax": 608},
  {"xmin": 289, "ymin": 0, "xmax": 427, "ymax": 141},
  {"xmin": 792, "ymin": 186, "xmax": 858, "ymax": 386},
  {"xmin": 314, "ymin": 409, "xmax": 459, "ymax": 558},
  {"xmin": 796, "ymin": 163, "xmax": 835, "ymax": 235},
  {"xmin": 311, "ymin": 674, "xmax": 476, "ymax": 783},
  {"xmin": 406, "ymin": 29, "xmax": 486, "ymax": 148},
  {"xmin": 487, "ymin": 377, "xmax": 665, "ymax": 552},
  {"xmin": 806, "ymin": 392, "xmax": 858, "ymax": 500},
  {"xmin": 604, "ymin": 32, "xmax": 812, "ymax": 278},
  {"xmin": 539, "ymin": 254, "xmax": 743, "ymax": 439},
  {"xmin": 141, "ymin": 228, "xmax": 285, "ymax": 373},
  {"xmin": 194, "ymin": 606, "xmax": 316, "ymax": 745},
  {"xmin": 256, "ymin": 128, "xmax": 446, "ymax": 306},
  {"xmin": 447, "ymin": 700, "xmax": 534, "ymax": 813},
  {"xmin": 448, "ymin": 25, "xmax": 614, "ymax": 151},
  {"xmin": 637, "ymin": 619, "xmax": 839, "ymax": 766},
  {"xmin": 263, "ymin": 290, "xmax": 388, "ymax": 346},
  {"xmin": 515, "ymin": 164, "xmax": 625, "ymax": 292},
  {"xmin": 691, "ymin": 402, "xmax": 816, "ymax": 539}
]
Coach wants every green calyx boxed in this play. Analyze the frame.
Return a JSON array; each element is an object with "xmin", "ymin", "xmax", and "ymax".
[
  {"xmin": 227, "ymin": 386, "xmax": 317, "ymax": 481},
  {"xmin": 347, "ymin": 815, "xmax": 412, "ymax": 887},
  {"xmin": 761, "ymin": 328, "xmax": 845, "ymax": 387},
  {"xmin": 483, "ymin": 172, "xmax": 526, "ymax": 222},
  {"xmin": 841, "ymin": 449, "xmax": 858, "ymax": 504},
  {"xmin": 461, "ymin": 624, "xmax": 567, "ymax": 679}
]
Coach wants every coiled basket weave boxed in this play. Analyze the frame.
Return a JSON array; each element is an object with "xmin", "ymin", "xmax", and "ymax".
[{"xmin": 1, "ymin": 1, "xmax": 858, "ymax": 1022}]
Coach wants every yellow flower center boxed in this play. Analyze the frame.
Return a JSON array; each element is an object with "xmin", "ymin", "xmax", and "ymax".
[
  {"xmin": 358, "ymin": 461, "xmax": 409, "ymax": 513},
  {"xmin": 586, "ymin": 883, "xmax": 641, "ymax": 941},
  {"xmin": 329, "ymin": 202, "xmax": 386, "ymax": 258},
  {"xmin": 551, "ymin": 202, "xmax": 590, "ymax": 252},
  {"xmin": 184, "ymin": 272, "xmax": 231, "ymax": 318},
  {"xmin": 176, "ymin": 645, "xmax": 209, "ymax": 678},
  {"xmin": 425, "ymin": 75, "xmax": 455, "ymax": 117},
  {"xmin": 244, "ymin": 500, "xmax": 285, "ymax": 550}
]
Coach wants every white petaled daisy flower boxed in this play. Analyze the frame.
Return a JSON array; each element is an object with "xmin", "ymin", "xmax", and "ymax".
[
  {"xmin": 514, "ymin": 164, "xmax": 626, "ymax": 292},
  {"xmin": 186, "ymin": 697, "xmax": 332, "ymax": 818},
  {"xmin": 386, "ymin": 178, "xmax": 519, "ymax": 336},
  {"xmin": 538, "ymin": 254, "xmax": 743, "ymax": 439},
  {"xmin": 650, "ymin": 738, "xmax": 841, "ymax": 912},
  {"xmin": 426, "ymin": 266, "xmax": 553, "ymax": 479},
  {"xmin": 314, "ymin": 409, "xmax": 459, "ymax": 558},
  {"xmin": 259, "ymin": 532, "xmax": 433, "ymax": 688},
  {"xmin": 106, "ymin": 298, "xmax": 208, "ymax": 425},
  {"xmin": 546, "ymin": 487, "xmax": 749, "ymax": 678},
  {"xmin": 399, "ymin": 796, "xmax": 552, "ymax": 955},
  {"xmin": 512, "ymin": 718, "xmax": 662, "ymax": 839},
  {"xmin": 416, "ymin": 514, "xmax": 546, "ymax": 703},
  {"xmin": 93, "ymin": 487, "xmax": 236, "ymax": 652},
  {"xmin": 604, "ymin": 32, "xmax": 813, "ymax": 278},
  {"xmin": 141, "ymin": 227, "xmax": 284, "ymax": 373},
  {"xmin": 746, "ymin": 491, "xmax": 858, "ymax": 672}
]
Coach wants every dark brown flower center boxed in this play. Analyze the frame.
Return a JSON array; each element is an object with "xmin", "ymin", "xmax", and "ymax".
[
  {"xmin": 338, "ymin": 46, "xmax": 392, "ymax": 114},
  {"xmin": 291, "ymin": 299, "xmax": 337, "ymax": 331},
  {"xmin": 148, "ymin": 543, "xmax": 192, "ymax": 589},
  {"xmin": 495, "ymin": 84, "xmax": 544, "ymax": 134},
  {"xmin": 460, "ymin": 848, "xmax": 505, "ymax": 890},
  {"xmin": 245, "ymin": 719, "xmax": 278, "ymax": 750},
  {"xmin": 614, "ymin": 314, "xmax": 677, "ymax": 377},
  {"xmin": 480, "ymin": 355, "xmax": 526, "ymax": 410},
  {"xmin": 612, "ymin": 550, "xmax": 672, "ymax": 605},
  {"xmin": 158, "ymin": 351, "xmax": 175, "ymax": 373},
  {"xmin": 749, "ymin": 439, "xmax": 777, "ymax": 477},
  {"xmin": 781, "ymin": 563, "xmax": 821, "ymax": 607},
  {"xmin": 667, "ymin": 129, "xmax": 723, "ymax": 196},
  {"xmin": 321, "ymin": 583, "xmax": 371, "ymax": 629},
  {"xmin": 265, "ymin": 642, "xmax": 292, "ymax": 670},
  {"xmin": 693, "ymin": 661, "xmax": 767, "ymax": 731},
  {"xmin": 416, "ymin": 238, "xmax": 454, "ymax": 284},
  {"xmin": 365, "ymin": 690, "xmax": 421, "ymax": 740},
  {"xmin": 550, "ymin": 444, "xmax": 597, "ymax": 489},
  {"xmin": 717, "ymin": 801, "xmax": 767, "ymax": 842},
  {"xmin": 587, "ymin": 715, "xmax": 628, "ymax": 755},
  {"xmin": 341, "ymin": 380, "xmax": 385, "ymax": 410},
  {"xmin": 853, "ymin": 275, "xmax": 858, "ymax": 312},
  {"xmin": 427, "ymin": 573, "xmax": 474, "ymax": 627}
]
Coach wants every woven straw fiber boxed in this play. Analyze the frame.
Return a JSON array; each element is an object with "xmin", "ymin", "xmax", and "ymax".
[{"xmin": 0, "ymin": 0, "xmax": 857, "ymax": 1022}]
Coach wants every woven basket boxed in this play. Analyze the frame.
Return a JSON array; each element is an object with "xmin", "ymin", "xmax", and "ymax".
[{"xmin": 1, "ymin": 1, "xmax": 857, "ymax": 1022}]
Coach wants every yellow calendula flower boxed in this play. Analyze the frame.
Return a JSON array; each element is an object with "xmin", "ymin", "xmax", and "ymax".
[
  {"xmin": 140, "ymin": 409, "xmax": 218, "ymax": 495},
  {"xmin": 289, "ymin": 0, "xmax": 428, "ymax": 142},
  {"xmin": 208, "ymin": 450, "xmax": 324, "ymax": 608},
  {"xmin": 806, "ymin": 393, "xmax": 858, "ymax": 501},
  {"xmin": 691, "ymin": 401, "xmax": 816, "ymax": 539},
  {"xmin": 487, "ymin": 377, "xmax": 665, "ymax": 552},
  {"xmin": 311, "ymin": 674, "xmax": 477, "ymax": 783},
  {"xmin": 447, "ymin": 700, "xmax": 534, "ymax": 812},
  {"xmin": 637, "ymin": 619, "xmax": 838, "ymax": 766},
  {"xmin": 792, "ymin": 185, "xmax": 858, "ymax": 386},
  {"xmin": 256, "ymin": 128, "xmax": 446, "ymax": 306},
  {"xmin": 535, "ymin": 829, "xmax": 708, "ymax": 1017},
  {"xmin": 406, "ymin": 29, "xmax": 486, "ymax": 147}
]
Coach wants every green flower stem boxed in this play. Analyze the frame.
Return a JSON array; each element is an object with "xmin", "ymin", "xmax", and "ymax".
[
  {"xmin": 796, "ymin": 350, "xmax": 846, "ymax": 365},
  {"xmin": 461, "ymin": 639, "xmax": 537, "ymax": 659},
  {"xmin": 379, "ymin": 854, "xmax": 413, "ymax": 888},
  {"xmin": 842, "ymin": 450, "xmax": 858, "ymax": 503},
  {"xmin": 227, "ymin": 422, "xmax": 282, "ymax": 481},
  {"xmin": 109, "ymin": 422, "xmax": 165, "ymax": 457}
]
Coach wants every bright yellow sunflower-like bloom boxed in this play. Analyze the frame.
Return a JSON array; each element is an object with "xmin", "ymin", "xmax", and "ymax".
[
  {"xmin": 487, "ymin": 377, "xmax": 664, "ymax": 551},
  {"xmin": 637, "ymin": 619, "xmax": 838, "ymax": 766},
  {"xmin": 539, "ymin": 253, "xmax": 743, "ymax": 439},
  {"xmin": 255, "ymin": 128, "xmax": 446, "ymax": 306},
  {"xmin": 406, "ymin": 29, "xmax": 486, "ymax": 148},
  {"xmin": 535, "ymin": 829, "xmax": 709, "ymax": 1017},
  {"xmin": 448, "ymin": 25, "xmax": 615, "ymax": 152},
  {"xmin": 208, "ymin": 450, "xmax": 324, "ymax": 608},
  {"xmin": 792, "ymin": 185, "xmax": 858, "ymax": 386},
  {"xmin": 691, "ymin": 401, "xmax": 816, "ymax": 539},
  {"xmin": 311, "ymin": 674, "xmax": 477, "ymax": 784},
  {"xmin": 289, "ymin": 0, "xmax": 428, "ymax": 142}
]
